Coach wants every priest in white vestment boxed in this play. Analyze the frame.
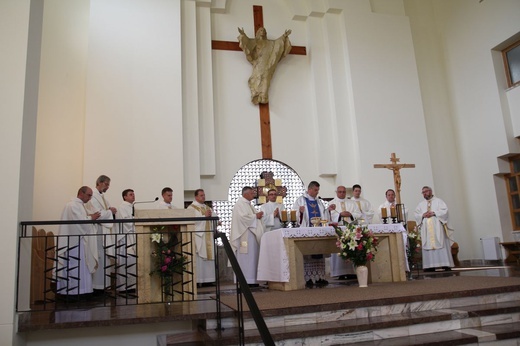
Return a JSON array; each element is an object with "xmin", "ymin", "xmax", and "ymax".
[
  {"xmin": 86, "ymin": 175, "xmax": 117, "ymax": 292},
  {"xmin": 378, "ymin": 189, "xmax": 407, "ymax": 223},
  {"xmin": 292, "ymin": 181, "xmax": 333, "ymax": 287},
  {"xmin": 329, "ymin": 186, "xmax": 362, "ymax": 224},
  {"xmin": 115, "ymin": 189, "xmax": 136, "ymax": 292},
  {"xmin": 155, "ymin": 187, "xmax": 176, "ymax": 209},
  {"xmin": 414, "ymin": 186, "xmax": 454, "ymax": 271},
  {"xmin": 351, "ymin": 184, "xmax": 375, "ymax": 224},
  {"xmin": 260, "ymin": 189, "xmax": 284, "ymax": 232},
  {"xmin": 292, "ymin": 181, "xmax": 331, "ymax": 227},
  {"xmin": 57, "ymin": 186, "xmax": 100, "ymax": 296},
  {"xmin": 187, "ymin": 189, "xmax": 216, "ymax": 285},
  {"xmin": 329, "ymin": 186, "xmax": 362, "ymax": 278},
  {"xmin": 230, "ymin": 186, "xmax": 265, "ymax": 285}
]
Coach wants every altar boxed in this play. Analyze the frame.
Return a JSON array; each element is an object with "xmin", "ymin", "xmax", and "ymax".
[{"xmin": 257, "ymin": 224, "xmax": 407, "ymax": 291}]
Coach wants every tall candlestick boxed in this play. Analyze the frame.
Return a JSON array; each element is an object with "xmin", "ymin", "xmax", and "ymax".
[
  {"xmin": 290, "ymin": 210, "xmax": 297, "ymax": 222},
  {"xmin": 390, "ymin": 206, "xmax": 397, "ymax": 218},
  {"xmin": 381, "ymin": 208, "xmax": 388, "ymax": 218}
]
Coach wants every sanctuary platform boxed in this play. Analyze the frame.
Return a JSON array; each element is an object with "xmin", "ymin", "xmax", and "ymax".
[{"xmin": 18, "ymin": 264, "xmax": 520, "ymax": 345}]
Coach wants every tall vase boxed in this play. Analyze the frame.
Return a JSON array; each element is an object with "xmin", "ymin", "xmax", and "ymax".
[{"xmin": 356, "ymin": 265, "xmax": 368, "ymax": 288}]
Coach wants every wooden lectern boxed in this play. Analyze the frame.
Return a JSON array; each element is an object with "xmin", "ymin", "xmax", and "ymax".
[{"xmin": 135, "ymin": 209, "xmax": 196, "ymax": 303}]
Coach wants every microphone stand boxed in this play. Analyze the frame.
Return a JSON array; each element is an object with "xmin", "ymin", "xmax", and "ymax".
[{"xmin": 132, "ymin": 197, "xmax": 159, "ymax": 216}]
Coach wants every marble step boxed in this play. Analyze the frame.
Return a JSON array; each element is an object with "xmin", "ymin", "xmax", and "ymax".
[
  {"xmin": 353, "ymin": 321, "xmax": 520, "ymax": 345},
  {"xmin": 192, "ymin": 300, "xmax": 520, "ymax": 345},
  {"xmin": 200, "ymin": 310, "xmax": 454, "ymax": 345}
]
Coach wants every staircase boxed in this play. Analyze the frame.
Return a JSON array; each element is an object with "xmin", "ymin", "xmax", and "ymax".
[{"xmin": 162, "ymin": 289, "xmax": 520, "ymax": 345}]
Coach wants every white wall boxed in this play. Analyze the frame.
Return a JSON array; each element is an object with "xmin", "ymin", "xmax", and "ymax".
[
  {"xmin": 83, "ymin": 0, "xmax": 184, "ymax": 207},
  {"xmin": 34, "ymin": 0, "xmax": 90, "ymax": 224},
  {"xmin": 407, "ymin": 0, "xmax": 520, "ymax": 257},
  {"xmin": 209, "ymin": 0, "xmax": 433, "ymax": 211},
  {"xmin": 1, "ymin": 1, "xmax": 32, "ymax": 345}
]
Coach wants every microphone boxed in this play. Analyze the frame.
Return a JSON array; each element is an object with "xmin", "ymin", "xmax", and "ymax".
[{"xmin": 132, "ymin": 197, "xmax": 159, "ymax": 216}]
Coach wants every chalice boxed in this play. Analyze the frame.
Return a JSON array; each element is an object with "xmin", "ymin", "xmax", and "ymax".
[{"xmin": 310, "ymin": 217, "xmax": 321, "ymax": 227}]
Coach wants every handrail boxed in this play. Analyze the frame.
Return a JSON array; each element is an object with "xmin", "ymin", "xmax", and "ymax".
[
  {"xmin": 20, "ymin": 216, "xmax": 220, "ymax": 226},
  {"xmin": 216, "ymin": 232, "xmax": 274, "ymax": 346}
]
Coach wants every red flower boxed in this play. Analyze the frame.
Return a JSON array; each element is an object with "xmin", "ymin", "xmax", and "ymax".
[
  {"xmin": 164, "ymin": 257, "xmax": 172, "ymax": 264},
  {"xmin": 161, "ymin": 265, "xmax": 168, "ymax": 272}
]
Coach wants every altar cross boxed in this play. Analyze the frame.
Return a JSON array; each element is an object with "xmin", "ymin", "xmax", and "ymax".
[
  {"xmin": 211, "ymin": 5, "xmax": 307, "ymax": 159},
  {"xmin": 373, "ymin": 153, "xmax": 415, "ymax": 204}
]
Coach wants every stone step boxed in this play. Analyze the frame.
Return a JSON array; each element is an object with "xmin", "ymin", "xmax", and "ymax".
[
  {"xmin": 172, "ymin": 300, "xmax": 520, "ymax": 345},
  {"xmin": 200, "ymin": 310, "xmax": 454, "ymax": 345},
  {"xmin": 354, "ymin": 321, "xmax": 520, "ymax": 345},
  {"xmin": 158, "ymin": 330, "xmax": 207, "ymax": 346}
]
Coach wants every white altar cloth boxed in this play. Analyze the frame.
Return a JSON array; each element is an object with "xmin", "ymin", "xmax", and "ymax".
[{"xmin": 257, "ymin": 224, "xmax": 407, "ymax": 283}]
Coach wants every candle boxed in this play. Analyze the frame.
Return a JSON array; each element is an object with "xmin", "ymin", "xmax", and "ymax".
[
  {"xmin": 290, "ymin": 210, "xmax": 297, "ymax": 222},
  {"xmin": 390, "ymin": 206, "xmax": 397, "ymax": 218},
  {"xmin": 381, "ymin": 207, "xmax": 388, "ymax": 218},
  {"xmin": 281, "ymin": 210, "xmax": 288, "ymax": 222}
]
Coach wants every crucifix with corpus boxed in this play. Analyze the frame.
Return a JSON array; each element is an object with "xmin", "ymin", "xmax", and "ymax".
[
  {"xmin": 374, "ymin": 153, "xmax": 415, "ymax": 205},
  {"xmin": 212, "ymin": 5, "xmax": 306, "ymax": 160}
]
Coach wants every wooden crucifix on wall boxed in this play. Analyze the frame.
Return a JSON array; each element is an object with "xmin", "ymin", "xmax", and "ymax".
[
  {"xmin": 374, "ymin": 153, "xmax": 415, "ymax": 204},
  {"xmin": 212, "ymin": 5, "xmax": 307, "ymax": 159}
]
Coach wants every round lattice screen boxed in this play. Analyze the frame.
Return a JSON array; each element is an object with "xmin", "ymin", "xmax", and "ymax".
[{"xmin": 213, "ymin": 159, "xmax": 305, "ymax": 240}]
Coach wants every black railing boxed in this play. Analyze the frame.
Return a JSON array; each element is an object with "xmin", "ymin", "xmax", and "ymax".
[
  {"xmin": 18, "ymin": 216, "xmax": 274, "ymax": 345},
  {"xmin": 18, "ymin": 217, "xmax": 218, "ymax": 311},
  {"xmin": 216, "ymin": 232, "xmax": 275, "ymax": 346}
]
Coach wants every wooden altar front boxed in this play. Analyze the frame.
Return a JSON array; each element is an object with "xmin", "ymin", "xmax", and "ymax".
[{"xmin": 135, "ymin": 209, "xmax": 196, "ymax": 302}]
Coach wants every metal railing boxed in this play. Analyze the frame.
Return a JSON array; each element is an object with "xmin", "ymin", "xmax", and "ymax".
[
  {"xmin": 18, "ymin": 217, "xmax": 218, "ymax": 311},
  {"xmin": 18, "ymin": 216, "xmax": 274, "ymax": 345}
]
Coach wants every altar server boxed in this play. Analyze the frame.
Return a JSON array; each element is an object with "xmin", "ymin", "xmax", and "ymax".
[
  {"xmin": 260, "ymin": 189, "xmax": 284, "ymax": 232},
  {"xmin": 351, "ymin": 184, "xmax": 375, "ymax": 224}
]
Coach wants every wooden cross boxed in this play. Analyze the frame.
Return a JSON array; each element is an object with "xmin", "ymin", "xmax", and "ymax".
[
  {"xmin": 373, "ymin": 153, "xmax": 415, "ymax": 204},
  {"xmin": 211, "ymin": 5, "xmax": 307, "ymax": 159}
]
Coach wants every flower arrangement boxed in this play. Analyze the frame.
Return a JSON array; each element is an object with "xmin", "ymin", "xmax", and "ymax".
[
  {"xmin": 406, "ymin": 226, "xmax": 422, "ymax": 270},
  {"xmin": 333, "ymin": 222, "xmax": 379, "ymax": 267},
  {"xmin": 149, "ymin": 226, "xmax": 186, "ymax": 299}
]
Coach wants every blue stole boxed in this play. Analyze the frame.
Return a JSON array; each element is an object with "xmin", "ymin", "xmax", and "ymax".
[{"xmin": 304, "ymin": 197, "xmax": 321, "ymax": 219}]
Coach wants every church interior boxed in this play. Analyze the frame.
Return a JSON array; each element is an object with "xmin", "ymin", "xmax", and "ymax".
[{"xmin": 2, "ymin": 0, "xmax": 520, "ymax": 345}]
